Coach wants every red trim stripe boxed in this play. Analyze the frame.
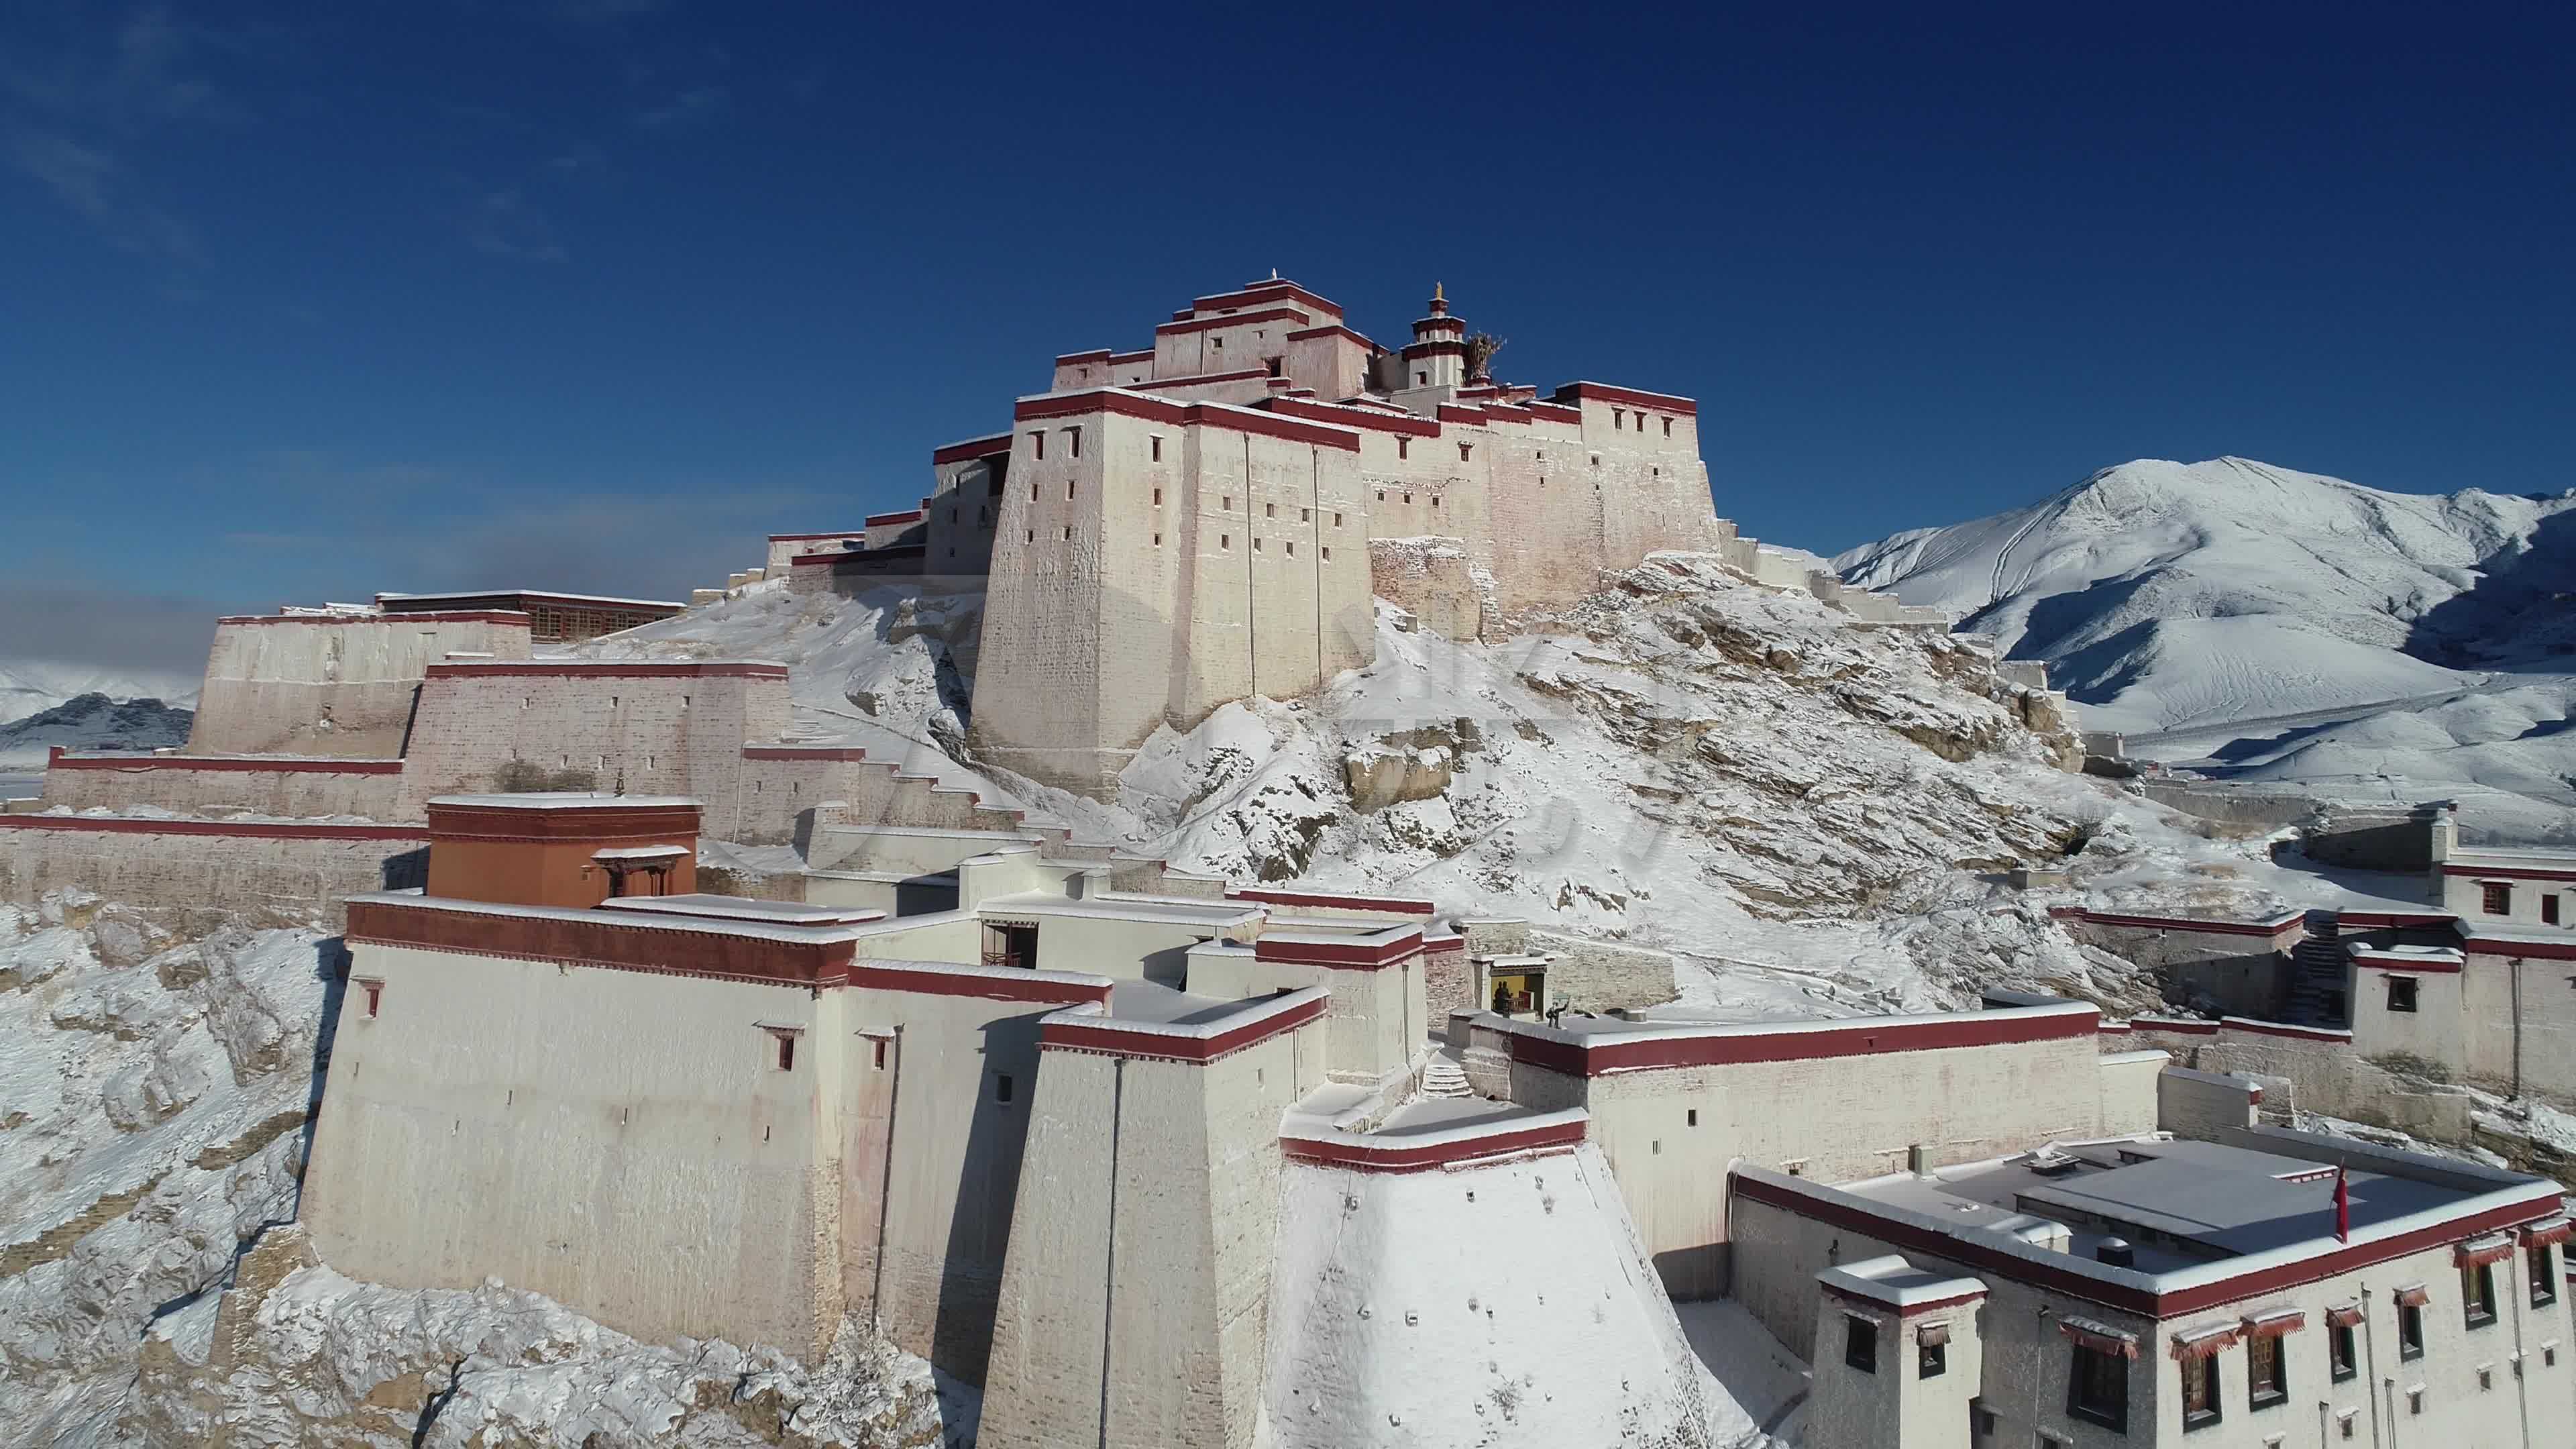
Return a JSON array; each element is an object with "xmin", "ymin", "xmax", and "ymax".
[
  {"xmin": 48, "ymin": 753, "xmax": 405, "ymax": 775},
  {"xmin": 930, "ymin": 435, "xmax": 1013, "ymax": 466},
  {"xmin": 1040, "ymin": 995, "xmax": 1326, "ymax": 1063},
  {"xmin": 0, "ymin": 816, "xmax": 423, "ymax": 842},
  {"xmin": 425, "ymin": 661, "xmax": 786, "ymax": 680},
  {"xmin": 215, "ymin": 610, "xmax": 529, "ymax": 627},
  {"xmin": 1012, "ymin": 390, "xmax": 1360, "ymax": 452},
  {"xmin": 1282, "ymin": 1116, "xmax": 1585, "ymax": 1173},
  {"xmin": 1507, "ymin": 1007, "xmax": 2097, "ymax": 1076},
  {"xmin": 1155, "ymin": 306, "xmax": 1307, "ymax": 337},
  {"xmin": 1552, "ymin": 382, "xmax": 1699, "ymax": 417},
  {"xmin": 1228, "ymin": 886, "xmax": 1437, "ymax": 915}
]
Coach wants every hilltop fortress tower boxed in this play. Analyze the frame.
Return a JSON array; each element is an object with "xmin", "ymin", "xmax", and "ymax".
[{"xmin": 953, "ymin": 276, "xmax": 1730, "ymax": 794}]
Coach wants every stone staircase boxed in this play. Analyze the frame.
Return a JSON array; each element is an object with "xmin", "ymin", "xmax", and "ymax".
[
  {"xmin": 2286, "ymin": 915, "xmax": 2351, "ymax": 1026},
  {"xmin": 1420, "ymin": 1057, "xmax": 1472, "ymax": 1099}
]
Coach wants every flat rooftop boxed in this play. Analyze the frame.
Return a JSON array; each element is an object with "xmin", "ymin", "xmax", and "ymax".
[
  {"xmin": 596, "ymin": 894, "xmax": 885, "ymax": 926},
  {"xmin": 1100, "ymin": 979, "xmax": 1271, "ymax": 1027},
  {"xmin": 1845, "ymin": 1138, "xmax": 2471, "ymax": 1273}
]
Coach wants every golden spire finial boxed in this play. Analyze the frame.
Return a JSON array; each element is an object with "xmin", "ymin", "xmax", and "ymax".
[{"xmin": 1434, "ymin": 280, "xmax": 1444, "ymax": 303}]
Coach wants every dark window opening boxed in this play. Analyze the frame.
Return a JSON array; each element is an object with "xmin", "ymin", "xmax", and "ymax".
[
  {"xmin": 1843, "ymin": 1318, "xmax": 1877, "ymax": 1373},
  {"xmin": 1397, "ymin": 437, "xmax": 1409, "ymax": 460},
  {"xmin": 1458, "ymin": 443, "xmax": 1472, "ymax": 461},
  {"xmin": 1918, "ymin": 1339, "xmax": 1945, "ymax": 1379},
  {"xmin": 2532, "ymin": 1244, "xmax": 2559, "ymax": 1307},
  {"xmin": 872, "ymin": 1038, "xmax": 888, "ymax": 1070},
  {"xmin": 774, "ymin": 1033, "xmax": 796, "ymax": 1071},
  {"xmin": 2330, "ymin": 1322, "xmax": 2357, "ymax": 1382},
  {"xmin": 1030, "ymin": 431, "xmax": 1044, "ymax": 460},
  {"xmin": 994, "ymin": 1073, "xmax": 1015, "ymax": 1104},
  {"xmin": 2389, "ymin": 977, "xmax": 2419, "ymax": 1012},
  {"xmin": 2180, "ymin": 1351, "xmax": 2221, "ymax": 1430},
  {"xmin": 1265, "ymin": 357, "xmax": 1283, "ymax": 378},
  {"xmin": 2248, "ymin": 1332, "xmax": 2288, "ymax": 1409},
  {"xmin": 2068, "ymin": 1344, "xmax": 2129, "ymax": 1432},
  {"xmin": 2483, "ymin": 881, "xmax": 2512, "ymax": 915},
  {"xmin": 2398, "ymin": 1303, "xmax": 2424, "ymax": 1360},
  {"xmin": 982, "ymin": 922, "xmax": 1039, "ymax": 971},
  {"xmin": 2545, "ymin": 894, "xmax": 2562, "ymax": 926},
  {"xmin": 2465, "ymin": 1260, "xmax": 2498, "ymax": 1328},
  {"xmin": 360, "ymin": 981, "xmax": 382, "ymax": 1018},
  {"xmin": 1151, "ymin": 436, "xmax": 1162, "ymax": 462},
  {"xmin": 1662, "ymin": 416, "xmax": 1674, "ymax": 436}
]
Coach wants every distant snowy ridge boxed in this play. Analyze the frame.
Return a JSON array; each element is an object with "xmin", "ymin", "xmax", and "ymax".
[
  {"xmin": 0, "ymin": 692, "xmax": 193, "ymax": 769},
  {"xmin": 1833, "ymin": 458, "xmax": 2576, "ymax": 825},
  {"xmin": 0, "ymin": 660, "xmax": 197, "ymax": 731},
  {"xmin": 1834, "ymin": 456, "xmax": 2574, "ymax": 732}
]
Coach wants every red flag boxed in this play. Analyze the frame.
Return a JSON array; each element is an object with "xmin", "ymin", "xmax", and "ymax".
[{"xmin": 2334, "ymin": 1165, "xmax": 2350, "ymax": 1244}]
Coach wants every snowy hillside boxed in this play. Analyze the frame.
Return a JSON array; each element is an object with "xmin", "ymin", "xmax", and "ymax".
[
  {"xmin": 1835, "ymin": 458, "xmax": 2576, "ymax": 818},
  {"xmin": 0, "ymin": 661, "xmax": 198, "ymax": 732},
  {"xmin": 0, "ymin": 692, "xmax": 193, "ymax": 769},
  {"xmin": 613, "ymin": 559, "xmax": 2405, "ymax": 1017}
]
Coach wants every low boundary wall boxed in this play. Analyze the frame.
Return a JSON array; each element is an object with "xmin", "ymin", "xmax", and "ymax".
[
  {"xmin": 42, "ymin": 750, "xmax": 405, "ymax": 819},
  {"xmin": 0, "ymin": 815, "xmax": 427, "ymax": 926}
]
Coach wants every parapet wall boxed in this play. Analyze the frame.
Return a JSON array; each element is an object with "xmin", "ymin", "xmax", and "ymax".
[
  {"xmin": 0, "ymin": 816, "xmax": 426, "ymax": 926},
  {"xmin": 2101, "ymin": 1015, "xmax": 2475, "ymax": 1141},
  {"xmin": 187, "ymin": 611, "xmax": 533, "ymax": 757},
  {"xmin": 41, "ymin": 751, "xmax": 405, "ymax": 820},
  {"xmin": 394, "ymin": 661, "xmax": 790, "ymax": 834}
]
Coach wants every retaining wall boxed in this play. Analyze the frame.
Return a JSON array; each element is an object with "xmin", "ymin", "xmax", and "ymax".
[
  {"xmin": 40, "ymin": 752, "xmax": 404, "ymax": 819},
  {"xmin": 0, "ymin": 816, "xmax": 426, "ymax": 926}
]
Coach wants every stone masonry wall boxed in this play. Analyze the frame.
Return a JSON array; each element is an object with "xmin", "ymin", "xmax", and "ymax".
[
  {"xmin": 1367, "ymin": 536, "xmax": 1483, "ymax": 641},
  {"xmin": 1525, "ymin": 927, "xmax": 1680, "ymax": 1013},
  {"xmin": 40, "ymin": 759, "xmax": 404, "ymax": 820},
  {"xmin": 0, "ymin": 820, "xmax": 425, "ymax": 927},
  {"xmin": 188, "ymin": 613, "xmax": 532, "ymax": 758}
]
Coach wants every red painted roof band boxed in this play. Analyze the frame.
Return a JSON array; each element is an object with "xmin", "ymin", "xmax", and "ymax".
[
  {"xmin": 1227, "ymin": 886, "xmax": 1437, "ymax": 915},
  {"xmin": 1820, "ymin": 1282, "xmax": 1988, "ymax": 1318},
  {"xmin": 767, "ymin": 531, "xmax": 868, "ymax": 543},
  {"xmin": 2461, "ymin": 936, "xmax": 2576, "ymax": 961},
  {"xmin": 2443, "ymin": 864, "xmax": 2576, "ymax": 882},
  {"xmin": 48, "ymin": 752, "xmax": 405, "ymax": 775},
  {"xmin": 930, "ymin": 435, "xmax": 1014, "ymax": 466},
  {"xmin": 1012, "ymin": 390, "xmax": 1361, "ymax": 453},
  {"xmin": 1731, "ymin": 1170, "xmax": 2561, "ymax": 1319},
  {"xmin": 1282, "ymin": 1116, "xmax": 1585, "ymax": 1173},
  {"xmin": 1155, "ymin": 305, "xmax": 1308, "ymax": 337},
  {"xmin": 1552, "ymin": 382, "xmax": 1699, "ymax": 417},
  {"xmin": 1191, "ymin": 281, "xmax": 1343, "ymax": 319},
  {"xmin": 1285, "ymin": 323, "xmax": 1381, "ymax": 352},
  {"xmin": 0, "ymin": 816, "xmax": 423, "ymax": 841},
  {"xmin": 2053, "ymin": 906, "xmax": 2304, "ymax": 938},
  {"xmin": 1040, "ymin": 994, "xmax": 1327, "ymax": 1064},
  {"xmin": 1509, "ymin": 1006, "xmax": 2098, "ymax": 1076},
  {"xmin": 216, "ymin": 610, "xmax": 530, "ymax": 627},
  {"xmin": 424, "ymin": 661, "xmax": 788, "ymax": 680},
  {"xmin": 741, "ymin": 745, "xmax": 870, "ymax": 761},
  {"xmin": 1263, "ymin": 398, "xmax": 1440, "ymax": 439}
]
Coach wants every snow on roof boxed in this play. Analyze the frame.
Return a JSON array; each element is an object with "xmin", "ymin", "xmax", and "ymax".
[
  {"xmin": 429, "ymin": 793, "xmax": 702, "ymax": 810},
  {"xmin": 976, "ymin": 890, "xmax": 1260, "ymax": 929},
  {"xmin": 1817, "ymin": 1254, "xmax": 1986, "ymax": 1311},
  {"xmin": 596, "ymin": 894, "xmax": 885, "ymax": 925},
  {"xmin": 1043, "ymin": 983, "xmax": 1329, "ymax": 1036},
  {"xmin": 589, "ymin": 845, "xmax": 690, "ymax": 861},
  {"xmin": 378, "ymin": 590, "xmax": 686, "ymax": 609}
]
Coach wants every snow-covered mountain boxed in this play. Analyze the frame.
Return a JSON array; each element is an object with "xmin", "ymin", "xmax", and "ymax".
[
  {"xmin": 0, "ymin": 692, "xmax": 194, "ymax": 769},
  {"xmin": 1835, "ymin": 458, "xmax": 2576, "ymax": 818},
  {"xmin": 0, "ymin": 661, "xmax": 198, "ymax": 733}
]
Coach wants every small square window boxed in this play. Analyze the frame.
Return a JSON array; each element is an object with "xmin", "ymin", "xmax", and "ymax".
[
  {"xmin": 1458, "ymin": 443, "xmax": 1471, "ymax": 461},
  {"xmin": 1223, "ymin": 496, "xmax": 1232, "ymax": 511},
  {"xmin": 2545, "ymin": 894, "xmax": 2561, "ymax": 926},
  {"xmin": 1969, "ymin": 1398, "xmax": 1995, "ymax": 1436},
  {"xmin": 1333, "ymin": 512, "xmax": 1343, "ymax": 527},
  {"xmin": 773, "ymin": 1032, "xmax": 797, "ymax": 1071},
  {"xmin": 1844, "ymin": 1318, "xmax": 1877, "ymax": 1373},
  {"xmin": 1030, "ymin": 431, "xmax": 1044, "ymax": 460},
  {"xmin": 2532, "ymin": 1244, "xmax": 2559, "ymax": 1307},
  {"xmin": 1397, "ymin": 438, "xmax": 1409, "ymax": 460},
  {"xmin": 1662, "ymin": 417, "xmax": 1673, "ymax": 436},
  {"xmin": 1919, "ymin": 1338, "xmax": 1945, "ymax": 1379},
  {"xmin": 2330, "ymin": 1322, "xmax": 2358, "ymax": 1382},
  {"xmin": 1065, "ymin": 427, "xmax": 1080, "ymax": 458},
  {"xmin": 1403, "ymin": 492, "xmax": 1412, "ymax": 504},
  {"xmin": 1322, "ymin": 546, "xmax": 1332, "ymax": 561},
  {"xmin": 2478, "ymin": 1364, "xmax": 2494, "ymax": 1391},
  {"xmin": 1253, "ymin": 537, "xmax": 1263, "ymax": 552},
  {"xmin": 1152, "ymin": 533, "xmax": 1161, "ymax": 546},
  {"xmin": 1266, "ymin": 502, "xmax": 1276, "ymax": 517},
  {"xmin": 1299, "ymin": 507, "xmax": 1309, "ymax": 522},
  {"xmin": 994, "ymin": 1073, "xmax": 1014, "ymax": 1104},
  {"xmin": 358, "ymin": 979, "xmax": 383, "ymax": 1018},
  {"xmin": 1025, "ymin": 529, "xmax": 1034, "ymax": 544},
  {"xmin": 2408, "ymin": 1387, "xmax": 2423, "ymax": 1415},
  {"xmin": 1285, "ymin": 541, "xmax": 1294, "ymax": 556},
  {"xmin": 1152, "ymin": 487, "xmax": 1163, "ymax": 505},
  {"xmin": 2398, "ymin": 1303, "xmax": 2425, "ymax": 1360},
  {"xmin": 1220, "ymin": 534, "xmax": 1230, "ymax": 550},
  {"xmin": 2389, "ymin": 977, "xmax": 2419, "ymax": 1012},
  {"xmin": 1067, "ymin": 480, "xmax": 1075, "ymax": 499},
  {"xmin": 1686, "ymin": 1108, "xmax": 1698, "ymax": 1126},
  {"xmin": 1061, "ymin": 525, "xmax": 1071, "ymax": 541},
  {"xmin": 2248, "ymin": 1332, "xmax": 2288, "ymax": 1408},
  {"xmin": 2483, "ymin": 881, "xmax": 2512, "ymax": 915},
  {"xmin": 1376, "ymin": 490, "xmax": 1385, "ymax": 501},
  {"xmin": 1150, "ymin": 436, "xmax": 1162, "ymax": 462}
]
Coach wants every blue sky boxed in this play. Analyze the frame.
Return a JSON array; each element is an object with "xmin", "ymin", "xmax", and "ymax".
[{"xmin": 4, "ymin": 3, "xmax": 2571, "ymax": 674}]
